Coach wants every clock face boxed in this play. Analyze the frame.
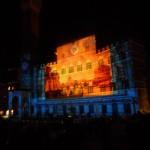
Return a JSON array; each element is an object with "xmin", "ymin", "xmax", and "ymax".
[{"xmin": 71, "ymin": 45, "xmax": 78, "ymax": 55}]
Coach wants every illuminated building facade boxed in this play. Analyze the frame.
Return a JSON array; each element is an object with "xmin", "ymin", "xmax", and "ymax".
[
  {"xmin": 45, "ymin": 35, "xmax": 112, "ymax": 98},
  {"xmin": 8, "ymin": 35, "xmax": 150, "ymax": 117}
]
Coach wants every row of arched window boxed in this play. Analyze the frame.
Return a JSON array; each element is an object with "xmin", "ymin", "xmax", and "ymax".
[{"xmin": 61, "ymin": 62, "xmax": 92, "ymax": 74}]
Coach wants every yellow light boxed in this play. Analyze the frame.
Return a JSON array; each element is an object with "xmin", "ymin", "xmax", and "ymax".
[
  {"xmin": 6, "ymin": 110, "xmax": 9, "ymax": 116},
  {"xmin": 11, "ymin": 109, "xmax": 14, "ymax": 115},
  {"xmin": 8, "ymin": 86, "xmax": 11, "ymax": 91}
]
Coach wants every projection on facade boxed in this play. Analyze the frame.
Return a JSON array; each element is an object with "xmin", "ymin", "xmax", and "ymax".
[{"xmin": 45, "ymin": 35, "xmax": 113, "ymax": 98}]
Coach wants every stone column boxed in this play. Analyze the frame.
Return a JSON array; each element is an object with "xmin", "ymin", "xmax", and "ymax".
[
  {"xmin": 94, "ymin": 104, "xmax": 100, "ymax": 116},
  {"xmin": 110, "ymin": 45, "xmax": 117, "ymax": 95},
  {"xmin": 41, "ymin": 105, "xmax": 46, "ymax": 116},
  {"xmin": 33, "ymin": 104, "xmax": 37, "ymax": 117},
  {"xmin": 41, "ymin": 64, "xmax": 46, "ymax": 100},
  {"xmin": 48, "ymin": 105, "xmax": 53, "ymax": 114},
  {"xmin": 97, "ymin": 103, "xmax": 102, "ymax": 114},
  {"xmin": 84, "ymin": 104, "xmax": 89, "ymax": 114},
  {"xmin": 124, "ymin": 42, "xmax": 135, "ymax": 89},
  {"xmin": 18, "ymin": 95, "xmax": 22, "ymax": 118},
  {"xmin": 56, "ymin": 105, "xmax": 62, "ymax": 115},
  {"xmin": 33, "ymin": 67, "xmax": 37, "ymax": 101},
  {"xmin": 38, "ymin": 67, "xmax": 42, "ymax": 97},
  {"xmin": 33, "ymin": 67, "xmax": 37, "ymax": 117},
  {"xmin": 118, "ymin": 103, "xmax": 124, "ymax": 115},
  {"xmin": 28, "ymin": 93, "xmax": 31, "ymax": 116},
  {"xmin": 66, "ymin": 105, "xmax": 71, "ymax": 114},
  {"xmin": 106, "ymin": 103, "xmax": 112, "ymax": 116},
  {"xmin": 75, "ymin": 105, "xmax": 80, "ymax": 115}
]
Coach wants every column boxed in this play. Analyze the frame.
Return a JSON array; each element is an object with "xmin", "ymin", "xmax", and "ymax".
[
  {"xmin": 106, "ymin": 103, "xmax": 112, "ymax": 116},
  {"xmin": 124, "ymin": 42, "xmax": 136, "ymax": 92},
  {"xmin": 48, "ymin": 105, "xmax": 53, "ymax": 114},
  {"xmin": 38, "ymin": 68, "xmax": 42, "ymax": 97},
  {"xmin": 75, "ymin": 105, "xmax": 80, "ymax": 115},
  {"xmin": 57, "ymin": 105, "xmax": 63, "ymax": 115},
  {"xmin": 41, "ymin": 105, "xmax": 46, "ymax": 116},
  {"xmin": 28, "ymin": 93, "xmax": 31, "ymax": 116},
  {"xmin": 33, "ymin": 104, "xmax": 37, "ymax": 117},
  {"xmin": 41, "ymin": 64, "xmax": 46, "ymax": 100},
  {"xmin": 110, "ymin": 45, "xmax": 117, "ymax": 95},
  {"xmin": 33, "ymin": 67, "xmax": 37, "ymax": 101},
  {"xmin": 118, "ymin": 103, "xmax": 124, "ymax": 115},
  {"xmin": 66, "ymin": 105, "xmax": 71, "ymax": 114},
  {"xmin": 97, "ymin": 103, "xmax": 102, "ymax": 114},
  {"xmin": 84, "ymin": 104, "xmax": 89, "ymax": 114},
  {"xmin": 18, "ymin": 95, "xmax": 22, "ymax": 118}
]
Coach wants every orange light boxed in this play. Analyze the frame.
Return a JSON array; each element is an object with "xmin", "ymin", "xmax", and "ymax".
[{"xmin": 45, "ymin": 35, "xmax": 113, "ymax": 98}]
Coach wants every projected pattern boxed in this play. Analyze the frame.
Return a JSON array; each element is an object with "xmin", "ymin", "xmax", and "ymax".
[{"xmin": 45, "ymin": 35, "xmax": 113, "ymax": 98}]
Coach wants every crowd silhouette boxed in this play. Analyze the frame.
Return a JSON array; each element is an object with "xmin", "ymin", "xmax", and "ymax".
[{"xmin": 0, "ymin": 113, "xmax": 150, "ymax": 150}]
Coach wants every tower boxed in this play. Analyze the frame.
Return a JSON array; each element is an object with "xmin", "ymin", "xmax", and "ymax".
[{"xmin": 20, "ymin": 0, "xmax": 42, "ymax": 89}]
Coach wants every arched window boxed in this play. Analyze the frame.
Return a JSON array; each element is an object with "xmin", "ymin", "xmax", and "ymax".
[
  {"xmin": 61, "ymin": 68, "xmax": 66, "ymax": 74},
  {"xmin": 69, "ymin": 66, "xmax": 74, "ymax": 73},
  {"xmin": 77, "ymin": 64, "xmax": 82, "ymax": 71}
]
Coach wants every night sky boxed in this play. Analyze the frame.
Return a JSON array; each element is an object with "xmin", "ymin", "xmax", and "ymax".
[
  {"xmin": 1, "ymin": 0, "xmax": 150, "ymax": 82},
  {"xmin": 40, "ymin": 1, "xmax": 149, "ymax": 61}
]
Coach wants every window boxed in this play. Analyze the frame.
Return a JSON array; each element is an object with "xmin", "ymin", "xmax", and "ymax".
[
  {"xmin": 61, "ymin": 68, "xmax": 66, "ymax": 74},
  {"xmin": 77, "ymin": 64, "xmax": 82, "ymax": 71},
  {"xmin": 69, "ymin": 66, "xmax": 74, "ymax": 73},
  {"xmin": 86, "ymin": 62, "xmax": 92, "ymax": 70}
]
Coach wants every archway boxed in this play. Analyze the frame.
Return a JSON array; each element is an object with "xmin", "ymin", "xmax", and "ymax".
[
  {"xmin": 8, "ymin": 91, "xmax": 22, "ymax": 117},
  {"xmin": 8, "ymin": 91, "xmax": 31, "ymax": 118}
]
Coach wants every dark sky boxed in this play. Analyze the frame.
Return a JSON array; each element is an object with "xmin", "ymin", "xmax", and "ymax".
[
  {"xmin": 1, "ymin": 0, "xmax": 150, "ymax": 82},
  {"xmin": 39, "ymin": 0, "xmax": 149, "ymax": 62},
  {"xmin": 40, "ymin": 0, "xmax": 149, "ymax": 44}
]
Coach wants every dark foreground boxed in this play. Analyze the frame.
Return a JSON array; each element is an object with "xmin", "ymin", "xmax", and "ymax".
[{"xmin": 0, "ymin": 114, "xmax": 150, "ymax": 150}]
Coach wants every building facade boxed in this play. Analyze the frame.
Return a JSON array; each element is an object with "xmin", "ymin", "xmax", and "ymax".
[{"xmin": 8, "ymin": 35, "xmax": 150, "ymax": 118}]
